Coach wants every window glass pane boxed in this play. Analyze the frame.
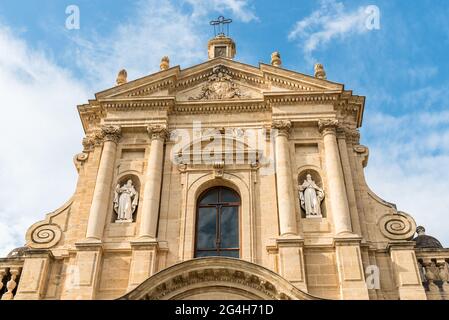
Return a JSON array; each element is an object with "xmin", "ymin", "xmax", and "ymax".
[
  {"xmin": 220, "ymin": 206, "xmax": 239, "ymax": 248},
  {"xmin": 220, "ymin": 250, "xmax": 240, "ymax": 258},
  {"xmin": 199, "ymin": 189, "xmax": 219, "ymax": 205},
  {"xmin": 195, "ymin": 250, "xmax": 219, "ymax": 258},
  {"xmin": 197, "ymin": 207, "xmax": 217, "ymax": 249},
  {"xmin": 220, "ymin": 188, "xmax": 239, "ymax": 203}
]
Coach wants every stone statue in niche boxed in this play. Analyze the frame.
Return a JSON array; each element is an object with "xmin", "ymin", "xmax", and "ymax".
[
  {"xmin": 299, "ymin": 174, "xmax": 324, "ymax": 218},
  {"xmin": 114, "ymin": 179, "xmax": 138, "ymax": 222}
]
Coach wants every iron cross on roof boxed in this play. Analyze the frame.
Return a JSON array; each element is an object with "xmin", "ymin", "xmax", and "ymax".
[{"xmin": 210, "ymin": 16, "xmax": 233, "ymax": 37}]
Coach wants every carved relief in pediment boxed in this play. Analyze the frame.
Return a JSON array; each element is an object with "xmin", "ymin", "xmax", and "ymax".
[{"xmin": 188, "ymin": 65, "xmax": 248, "ymax": 101}]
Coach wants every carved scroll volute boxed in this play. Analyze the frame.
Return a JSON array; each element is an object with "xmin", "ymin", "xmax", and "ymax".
[
  {"xmin": 26, "ymin": 223, "xmax": 62, "ymax": 249},
  {"xmin": 25, "ymin": 199, "xmax": 72, "ymax": 249},
  {"xmin": 378, "ymin": 211, "xmax": 417, "ymax": 240}
]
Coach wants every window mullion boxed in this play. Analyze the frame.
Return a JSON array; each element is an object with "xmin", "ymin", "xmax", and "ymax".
[{"xmin": 216, "ymin": 205, "xmax": 221, "ymax": 253}]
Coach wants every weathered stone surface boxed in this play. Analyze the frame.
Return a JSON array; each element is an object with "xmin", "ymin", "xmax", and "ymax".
[{"xmin": 1, "ymin": 34, "xmax": 444, "ymax": 301}]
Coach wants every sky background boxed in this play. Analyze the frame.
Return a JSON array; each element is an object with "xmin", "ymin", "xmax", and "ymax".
[{"xmin": 1, "ymin": 0, "xmax": 448, "ymax": 256}]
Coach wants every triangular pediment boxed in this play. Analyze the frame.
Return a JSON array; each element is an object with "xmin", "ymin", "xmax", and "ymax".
[{"xmin": 95, "ymin": 58, "xmax": 344, "ymax": 101}]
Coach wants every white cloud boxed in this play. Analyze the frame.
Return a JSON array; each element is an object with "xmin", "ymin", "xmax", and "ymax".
[
  {"xmin": 185, "ymin": 0, "xmax": 258, "ymax": 23},
  {"xmin": 69, "ymin": 0, "xmax": 257, "ymax": 90},
  {"xmin": 0, "ymin": 24, "xmax": 88, "ymax": 256},
  {"xmin": 364, "ymin": 110, "xmax": 449, "ymax": 247},
  {"xmin": 288, "ymin": 0, "xmax": 374, "ymax": 61},
  {"xmin": 0, "ymin": 0, "xmax": 257, "ymax": 257}
]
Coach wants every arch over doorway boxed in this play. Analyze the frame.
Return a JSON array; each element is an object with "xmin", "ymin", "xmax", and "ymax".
[{"xmin": 119, "ymin": 257, "xmax": 321, "ymax": 300}]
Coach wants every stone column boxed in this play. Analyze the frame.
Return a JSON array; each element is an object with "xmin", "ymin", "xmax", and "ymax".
[
  {"xmin": 272, "ymin": 120, "xmax": 297, "ymax": 236},
  {"xmin": 318, "ymin": 120, "xmax": 352, "ymax": 235},
  {"xmin": 138, "ymin": 125, "xmax": 168, "ymax": 240},
  {"xmin": 85, "ymin": 125, "xmax": 121, "ymax": 241},
  {"xmin": 336, "ymin": 127, "xmax": 362, "ymax": 236}
]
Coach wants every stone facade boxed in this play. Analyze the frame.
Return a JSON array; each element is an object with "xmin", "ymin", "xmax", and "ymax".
[{"xmin": 1, "ymin": 35, "xmax": 448, "ymax": 300}]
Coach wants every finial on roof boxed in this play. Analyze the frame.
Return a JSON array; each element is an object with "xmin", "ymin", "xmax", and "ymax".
[
  {"xmin": 314, "ymin": 63, "xmax": 326, "ymax": 79},
  {"xmin": 116, "ymin": 69, "xmax": 128, "ymax": 85},
  {"xmin": 271, "ymin": 51, "xmax": 282, "ymax": 67},
  {"xmin": 160, "ymin": 56, "xmax": 170, "ymax": 71}
]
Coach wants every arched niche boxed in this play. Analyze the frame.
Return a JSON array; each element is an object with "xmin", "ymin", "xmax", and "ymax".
[
  {"xmin": 297, "ymin": 166, "xmax": 327, "ymax": 218},
  {"xmin": 111, "ymin": 173, "xmax": 141, "ymax": 223}
]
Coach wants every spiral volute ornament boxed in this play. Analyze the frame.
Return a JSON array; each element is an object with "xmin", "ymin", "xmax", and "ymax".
[
  {"xmin": 29, "ymin": 224, "xmax": 62, "ymax": 248},
  {"xmin": 378, "ymin": 212, "xmax": 416, "ymax": 240}
]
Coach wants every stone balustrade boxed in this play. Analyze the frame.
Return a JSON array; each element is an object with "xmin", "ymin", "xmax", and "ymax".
[
  {"xmin": 0, "ymin": 259, "xmax": 23, "ymax": 300},
  {"xmin": 416, "ymin": 248, "xmax": 449, "ymax": 300}
]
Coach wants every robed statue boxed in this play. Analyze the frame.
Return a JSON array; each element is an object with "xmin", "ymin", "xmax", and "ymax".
[
  {"xmin": 299, "ymin": 174, "xmax": 324, "ymax": 217},
  {"xmin": 114, "ymin": 179, "xmax": 138, "ymax": 222}
]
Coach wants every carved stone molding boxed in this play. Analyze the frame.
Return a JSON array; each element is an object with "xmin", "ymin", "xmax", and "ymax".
[
  {"xmin": 101, "ymin": 125, "xmax": 122, "ymax": 143},
  {"xmin": 189, "ymin": 65, "xmax": 245, "ymax": 101},
  {"xmin": 73, "ymin": 152, "xmax": 89, "ymax": 172},
  {"xmin": 82, "ymin": 131, "xmax": 103, "ymax": 151},
  {"xmin": 213, "ymin": 161, "xmax": 225, "ymax": 178},
  {"xmin": 378, "ymin": 211, "xmax": 417, "ymax": 241},
  {"xmin": 271, "ymin": 120, "xmax": 292, "ymax": 137},
  {"xmin": 26, "ymin": 198, "xmax": 72, "ymax": 249},
  {"xmin": 147, "ymin": 125, "xmax": 169, "ymax": 141},
  {"xmin": 346, "ymin": 128, "xmax": 361, "ymax": 145},
  {"xmin": 354, "ymin": 145, "xmax": 369, "ymax": 167},
  {"xmin": 318, "ymin": 119, "xmax": 339, "ymax": 135},
  {"xmin": 28, "ymin": 224, "xmax": 63, "ymax": 249},
  {"xmin": 120, "ymin": 258, "xmax": 319, "ymax": 301}
]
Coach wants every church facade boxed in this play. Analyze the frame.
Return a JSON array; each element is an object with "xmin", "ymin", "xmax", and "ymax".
[{"xmin": 1, "ymin": 32, "xmax": 448, "ymax": 301}]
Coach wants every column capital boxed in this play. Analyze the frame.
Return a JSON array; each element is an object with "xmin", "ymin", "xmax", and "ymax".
[
  {"xmin": 271, "ymin": 120, "xmax": 292, "ymax": 137},
  {"xmin": 335, "ymin": 125, "xmax": 360, "ymax": 145},
  {"xmin": 101, "ymin": 125, "xmax": 122, "ymax": 143},
  {"xmin": 318, "ymin": 119, "xmax": 339, "ymax": 136},
  {"xmin": 147, "ymin": 125, "xmax": 169, "ymax": 141},
  {"xmin": 346, "ymin": 128, "xmax": 361, "ymax": 145},
  {"xmin": 82, "ymin": 130, "xmax": 104, "ymax": 151}
]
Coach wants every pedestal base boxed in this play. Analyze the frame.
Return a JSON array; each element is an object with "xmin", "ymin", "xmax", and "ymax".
[{"xmin": 274, "ymin": 237, "xmax": 308, "ymax": 292}]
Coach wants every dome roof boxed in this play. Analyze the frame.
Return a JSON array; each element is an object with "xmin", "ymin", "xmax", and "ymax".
[
  {"xmin": 413, "ymin": 226, "xmax": 443, "ymax": 249},
  {"xmin": 6, "ymin": 246, "xmax": 30, "ymax": 258}
]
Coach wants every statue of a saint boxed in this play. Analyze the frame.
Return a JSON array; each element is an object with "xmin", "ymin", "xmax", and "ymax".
[
  {"xmin": 114, "ymin": 180, "xmax": 138, "ymax": 222},
  {"xmin": 299, "ymin": 174, "xmax": 324, "ymax": 218}
]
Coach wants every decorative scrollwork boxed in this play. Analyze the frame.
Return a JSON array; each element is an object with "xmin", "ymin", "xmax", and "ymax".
[
  {"xmin": 378, "ymin": 212, "xmax": 416, "ymax": 240},
  {"xmin": 271, "ymin": 120, "xmax": 292, "ymax": 137},
  {"xmin": 29, "ymin": 224, "xmax": 62, "ymax": 249},
  {"xmin": 188, "ymin": 65, "xmax": 244, "ymax": 101}
]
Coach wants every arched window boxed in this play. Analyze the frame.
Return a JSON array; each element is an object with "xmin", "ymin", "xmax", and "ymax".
[{"xmin": 195, "ymin": 187, "xmax": 240, "ymax": 258}]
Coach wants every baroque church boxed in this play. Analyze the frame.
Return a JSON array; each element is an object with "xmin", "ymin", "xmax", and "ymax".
[{"xmin": 1, "ymin": 21, "xmax": 448, "ymax": 300}]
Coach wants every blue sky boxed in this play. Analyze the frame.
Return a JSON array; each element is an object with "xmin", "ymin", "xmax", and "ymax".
[{"xmin": 0, "ymin": 0, "xmax": 448, "ymax": 255}]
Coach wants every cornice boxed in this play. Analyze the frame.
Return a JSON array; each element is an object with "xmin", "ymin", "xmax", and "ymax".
[
  {"xmin": 173, "ymin": 99, "xmax": 268, "ymax": 114},
  {"xmin": 265, "ymin": 91, "xmax": 340, "ymax": 105},
  {"xmin": 98, "ymin": 97, "xmax": 175, "ymax": 110}
]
